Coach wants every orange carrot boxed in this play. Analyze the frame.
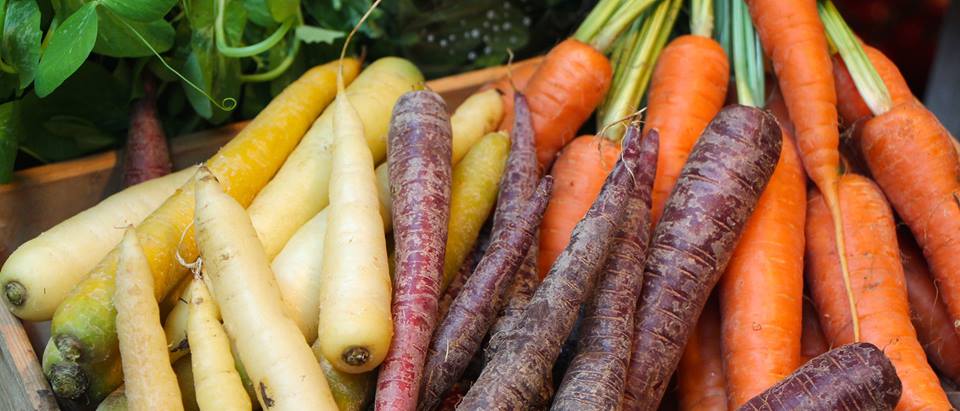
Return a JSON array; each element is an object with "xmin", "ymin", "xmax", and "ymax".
[
  {"xmin": 536, "ymin": 135, "xmax": 619, "ymax": 278},
  {"xmin": 643, "ymin": 34, "xmax": 729, "ymax": 225},
  {"xmin": 800, "ymin": 296, "xmax": 829, "ymax": 364},
  {"xmin": 677, "ymin": 297, "xmax": 728, "ymax": 411},
  {"xmin": 806, "ymin": 173, "xmax": 951, "ymax": 410},
  {"xmin": 859, "ymin": 102, "xmax": 960, "ymax": 343},
  {"xmin": 719, "ymin": 129, "xmax": 805, "ymax": 408},
  {"xmin": 747, "ymin": 0, "xmax": 858, "ymax": 342},
  {"xmin": 899, "ymin": 231, "xmax": 960, "ymax": 385},
  {"xmin": 832, "ymin": 45, "xmax": 915, "ymax": 126},
  {"xmin": 523, "ymin": 39, "xmax": 612, "ymax": 168},
  {"xmin": 483, "ymin": 62, "xmax": 541, "ymax": 131}
]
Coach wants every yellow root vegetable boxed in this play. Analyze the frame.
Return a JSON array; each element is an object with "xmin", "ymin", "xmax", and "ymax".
[
  {"xmin": 274, "ymin": 89, "xmax": 502, "ymax": 342},
  {"xmin": 114, "ymin": 228, "xmax": 183, "ymax": 411},
  {"xmin": 44, "ymin": 59, "xmax": 347, "ymax": 403},
  {"xmin": 441, "ymin": 131, "xmax": 510, "ymax": 290},
  {"xmin": 2, "ymin": 166, "xmax": 196, "ymax": 321},
  {"xmin": 194, "ymin": 168, "xmax": 336, "ymax": 410},
  {"xmin": 247, "ymin": 58, "xmax": 421, "ymax": 259},
  {"xmin": 187, "ymin": 278, "xmax": 250, "ymax": 411},
  {"xmin": 313, "ymin": 341, "xmax": 376, "ymax": 411}
]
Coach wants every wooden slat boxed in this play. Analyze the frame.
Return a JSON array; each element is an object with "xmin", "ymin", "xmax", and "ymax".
[{"xmin": 0, "ymin": 59, "xmax": 538, "ymax": 410}]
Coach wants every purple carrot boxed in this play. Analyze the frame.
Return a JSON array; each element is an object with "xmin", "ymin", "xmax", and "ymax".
[
  {"xmin": 738, "ymin": 343, "xmax": 902, "ymax": 411},
  {"xmin": 552, "ymin": 130, "xmax": 659, "ymax": 411},
  {"xmin": 438, "ymin": 224, "xmax": 493, "ymax": 321},
  {"xmin": 622, "ymin": 105, "xmax": 782, "ymax": 411},
  {"xmin": 123, "ymin": 74, "xmax": 172, "ymax": 186},
  {"xmin": 486, "ymin": 245, "xmax": 540, "ymax": 358},
  {"xmin": 456, "ymin": 123, "xmax": 649, "ymax": 410},
  {"xmin": 492, "ymin": 92, "xmax": 540, "ymax": 229},
  {"xmin": 376, "ymin": 91, "xmax": 453, "ymax": 411},
  {"xmin": 419, "ymin": 177, "xmax": 554, "ymax": 411}
]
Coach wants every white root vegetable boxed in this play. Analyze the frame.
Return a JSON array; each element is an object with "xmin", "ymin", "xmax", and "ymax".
[
  {"xmin": 2, "ymin": 166, "xmax": 196, "ymax": 321},
  {"xmin": 194, "ymin": 167, "xmax": 336, "ymax": 410},
  {"xmin": 187, "ymin": 278, "xmax": 250, "ymax": 411},
  {"xmin": 114, "ymin": 228, "xmax": 183, "ymax": 411}
]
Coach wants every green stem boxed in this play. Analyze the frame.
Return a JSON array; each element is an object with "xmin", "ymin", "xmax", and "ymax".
[
  {"xmin": 216, "ymin": 0, "xmax": 294, "ymax": 58},
  {"xmin": 590, "ymin": 0, "xmax": 658, "ymax": 53},
  {"xmin": 691, "ymin": 0, "xmax": 714, "ymax": 37},
  {"xmin": 818, "ymin": 0, "xmax": 890, "ymax": 115},
  {"xmin": 239, "ymin": 11, "xmax": 303, "ymax": 82},
  {"xmin": 731, "ymin": 0, "xmax": 762, "ymax": 107},
  {"xmin": 573, "ymin": 0, "xmax": 623, "ymax": 44},
  {"xmin": 0, "ymin": 58, "xmax": 15, "ymax": 74},
  {"xmin": 715, "ymin": 0, "xmax": 732, "ymax": 54},
  {"xmin": 116, "ymin": 12, "xmax": 236, "ymax": 111}
]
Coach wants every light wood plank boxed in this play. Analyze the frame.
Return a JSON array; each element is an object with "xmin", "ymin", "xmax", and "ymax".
[{"xmin": 0, "ymin": 306, "xmax": 57, "ymax": 410}]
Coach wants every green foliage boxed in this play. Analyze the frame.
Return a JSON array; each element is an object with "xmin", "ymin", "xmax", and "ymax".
[{"xmin": 3, "ymin": 0, "xmax": 41, "ymax": 89}]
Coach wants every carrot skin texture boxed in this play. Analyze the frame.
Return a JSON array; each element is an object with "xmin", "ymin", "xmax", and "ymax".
[
  {"xmin": 677, "ymin": 299, "xmax": 728, "ymax": 411},
  {"xmin": 737, "ymin": 343, "xmax": 902, "ymax": 411},
  {"xmin": 524, "ymin": 38, "xmax": 612, "ymax": 168},
  {"xmin": 832, "ymin": 45, "xmax": 914, "ymax": 126},
  {"xmin": 488, "ymin": 247, "xmax": 538, "ymax": 347},
  {"xmin": 376, "ymin": 91, "xmax": 453, "ymax": 411},
  {"xmin": 537, "ymin": 135, "xmax": 620, "ymax": 277},
  {"xmin": 486, "ymin": 62, "xmax": 540, "ymax": 131},
  {"xmin": 643, "ymin": 35, "xmax": 730, "ymax": 225},
  {"xmin": 898, "ymin": 232, "xmax": 960, "ymax": 385},
  {"xmin": 806, "ymin": 174, "xmax": 951, "ymax": 410},
  {"xmin": 720, "ymin": 129, "xmax": 806, "ymax": 408},
  {"xmin": 492, "ymin": 92, "xmax": 541, "ymax": 231},
  {"xmin": 419, "ymin": 178, "xmax": 553, "ymax": 411},
  {"xmin": 860, "ymin": 103, "xmax": 960, "ymax": 340},
  {"xmin": 551, "ymin": 129, "xmax": 657, "ymax": 411},
  {"xmin": 457, "ymin": 125, "xmax": 652, "ymax": 410},
  {"xmin": 123, "ymin": 75, "xmax": 172, "ymax": 187},
  {"xmin": 624, "ymin": 105, "xmax": 782, "ymax": 411},
  {"xmin": 800, "ymin": 297, "xmax": 829, "ymax": 363}
]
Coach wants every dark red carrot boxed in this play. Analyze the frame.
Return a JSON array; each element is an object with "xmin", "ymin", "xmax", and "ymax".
[
  {"xmin": 376, "ymin": 91, "xmax": 453, "ymax": 411},
  {"xmin": 456, "ymin": 123, "xmax": 652, "ymax": 410},
  {"xmin": 492, "ymin": 92, "xmax": 541, "ymax": 230},
  {"xmin": 437, "ymin": 232, "xmax": 486, "ymax": 322},
  {"xmin": 551, "ymin": 130, "xmax": 657, "ymax": 410},
  {"xmin": 487, "ymin": 248, "xmax": 539, "ymax": 354},
  {"xmin": 623, "ymin": 105, "xmax": 782, "ymax": 410},
  {"xmin": 123, "ymin": 74, "xmax": 172, "ymax": 187},
  {"xmin": 419, "ymin": 178, "xmax": 553, "ymax": 411},
  {"xmin": 738, "ymin": 343, "xmax": 902, "ymax": 411}
]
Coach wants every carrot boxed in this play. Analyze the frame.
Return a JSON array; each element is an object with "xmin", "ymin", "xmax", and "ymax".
[
  {"xmin": 536, "ymin": 135, "xmax": 620, "ymax": 277},
  {"xmin": 420, "ymin": 178, "xmax": 553, "ymax": 411},
  {"xmin": 312, "ymin": 342, "xmax": 377, "ymax": 411},
  {"xmin": 805, "ymin": 173, "xmax": 951, "ymax": 410},
  {"xmin": 43, "ymin": 59, "xmax": 346, "ymax": 403},
  {"xmin": 114, "ymin": 228, "xmax": 183, "ymax": 411},
  {"xmin": 623, "ymin": 105, "xmax": 782, "ymax": 410},
  {"xmin": 643, "ymin": 34, "xmax": 729, "ymax": 225},
  {"xmin": 746, "ymin": 0, "xmax": 857, "ymax": 343},
  {"xmin": 738, "ymin": 343, "xmax": 902, "ymax": 411},
  {"xmin": 438, "ymin": 223, "xmax": 492, "ymax": 322},
  {"xmin": 719, "ymin": 130, "xmax": 806, "ymax": 408},
  {"xmin": 457, "ymin": 124, "xmax": 649, "ymax": 410},
  {"xmin": 194, "ymin": 168, "xmax": 337, "ymax": 410},
  {"xmin": 552, "ymin": 129, "xmax": 656, "ymax": 411},
  {"xmin": 187, "ymin": 278, "xmax": 251, "ymax": 411},
  {"xmin": 800, "ymin": 297, "xmax": 829, "ymax": 363},
  {"xmin": 1, "ymin": 166, "xmax": 195, "ymax": 322},
  {"xmin": 898, "ymin": 231, "xmax": 960, "ymax": 385},
  {"xmin": 123, "ymin": 74, "xmax": 172, "ymax": 187},
  {"xmin": 677, "ymin": 298, "xmax": 728, "ymax": 411},
  {"xmin": 374, "ymin": 91, "xmax": 452, "ymax": 410},
  {"xmin": 483, "ymin": 61, "xmax": 539, "ymax": 131},
  {"xmin": 832, "ymin": 45, "xmax": 914, "ymax": 126},
  {"xmin": 859, "ymin": 103, "xmax": 960, "ymax": 341}
]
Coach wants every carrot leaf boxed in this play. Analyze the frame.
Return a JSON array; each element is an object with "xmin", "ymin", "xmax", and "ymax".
[
  {"xmin": 731, "ymin": 0, "xmax": 763, "ymax": 107},
  {"xmin": 818, "ymin": 0, "xmax": 891, "ymax": 116}
]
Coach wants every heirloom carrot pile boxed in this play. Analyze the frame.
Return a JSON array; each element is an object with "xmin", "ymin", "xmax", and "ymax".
[{"xmin": 3, "ymin": 1, "xmax": 958, "ymax": 410}]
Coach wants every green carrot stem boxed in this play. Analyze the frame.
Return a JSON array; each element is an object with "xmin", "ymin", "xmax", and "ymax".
[
  {"xmin": 589, "ymin": 0, "xmax": 659, "ymax": 53},
  {"xmin": 691, "ymin": 0, "xmax": 714, "ymax": 37},
  {"xmin": 715, "ymin": 0, "xmax": 732, "ymax": 55},
  {"xmin": 731, "ymin": 0, "xmax": 763, "ymax": 107},
  {"xmin": 216, "ymin": 0, "xmax": 295, "ymax": 58},
  {"xmin": 818, "ymin": 0, "xmax": 891, "ymax": 115},
  {"xmin": 574, "ymin": 0, "xmax": 624, "ymax": 45}
]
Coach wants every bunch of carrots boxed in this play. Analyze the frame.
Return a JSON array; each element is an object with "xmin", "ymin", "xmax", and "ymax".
[{"xmin": 1, "ymin": 0, "xmax": 959, "ymax": 409}]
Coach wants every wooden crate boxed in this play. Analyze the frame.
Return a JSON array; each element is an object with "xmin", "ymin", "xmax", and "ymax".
[{"xmin": 0, "ymin": 58, "xmax": 541, "ymax": 410}]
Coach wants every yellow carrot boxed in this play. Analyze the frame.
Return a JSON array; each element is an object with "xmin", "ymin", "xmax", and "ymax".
[{"xmin": 187, "ymin": 278, "xmax": 250, "ymax": 411}]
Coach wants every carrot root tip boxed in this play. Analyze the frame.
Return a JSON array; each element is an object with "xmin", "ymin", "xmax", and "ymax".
[
  {"xmin": 48, "ymin": 362, "xmax": 88, "ymax": 400},
  {"xmin": 342, "ymin": 346, "xmax": 371, "ymax": 366},
  {"xmin": 4, "ymin": 281, "xmax": 25, "ymax": 306}
]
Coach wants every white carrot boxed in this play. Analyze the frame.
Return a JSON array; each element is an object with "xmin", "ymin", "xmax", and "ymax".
[
  {"xmin": 187, "ymin": 278, "xmax": 250, "ymax": 411},
  {"xmin": 114, "ymin": 228, "xmax": 183, "ymax": 411},
  {"xmin": 194, "ymin": 167, "xmax": 336, "ymax": 410},
  {"xmin": 2, "ymin": 166, "xmax": 196, "ymax": 321}
]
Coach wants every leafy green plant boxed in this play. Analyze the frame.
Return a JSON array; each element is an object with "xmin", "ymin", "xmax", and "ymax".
[{"xmin": 0, "ymin": 0, "xmax": 590, "ymax": 182}]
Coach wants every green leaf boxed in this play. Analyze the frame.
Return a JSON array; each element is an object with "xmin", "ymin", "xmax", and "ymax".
[
  {"xmin": 94, "ymin": 9, "xmax": 174, "ymax": 57},
  {"xmin": 267, "ymin": 0, "xmax": 297, "ymax": 22},
  {"xmin": 181, "ymin": 52, "xmax": 211, "ymax": 118},
  {"xmin": 0, "ymin": 100, "xmax": 19, "ymax": 183},
  {"xmin": 34, "ymin": 1, "xmax": 97, "ymax": 97},
  {"xmin": 243, "ymin": 0, "xmax": 274, "ymax": 27},
  {"xmin": 3, "ymin": 0, "xmax": 42, "ymax": 89},
  {"xmin": 295, "ymin": 25, "xmax": 342, "ymax": 44},
  {"xmin": 100, "ymin": 0, "xmax": 176, "ymax": 22}
]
